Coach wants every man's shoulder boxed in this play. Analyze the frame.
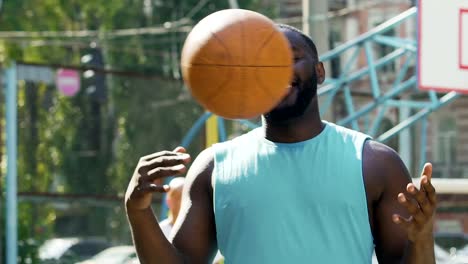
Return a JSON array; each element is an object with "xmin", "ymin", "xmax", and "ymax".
[
  {"xmin": 362, "ymin": 140, "xmax": 411, "ymax": 191},
  {"xmin": 186, "ymin": 147, "xmax": 215, "ymax": 193},
  {"xmin": 324, "ymin": 121, "xmax": 371, "ymax": 139},
  {"xmin": 363, "ymin": 140, "xmax": 402, "ymax": 167}
]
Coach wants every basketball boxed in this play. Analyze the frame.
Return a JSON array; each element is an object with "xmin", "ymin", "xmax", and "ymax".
[{"xmin": 180, "ymin": 9, "xmax": 293, "ymax": 119}]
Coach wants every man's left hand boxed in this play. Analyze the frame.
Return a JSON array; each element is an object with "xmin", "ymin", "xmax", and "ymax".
[{"xmin": 392, "ymin": 163, "xmax": 437, "ymax": 242}]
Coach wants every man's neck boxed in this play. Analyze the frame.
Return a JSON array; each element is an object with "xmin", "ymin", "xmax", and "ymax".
[{"xmin": 263, "ymin": 100, "xmax": 323, "ymax": 143}]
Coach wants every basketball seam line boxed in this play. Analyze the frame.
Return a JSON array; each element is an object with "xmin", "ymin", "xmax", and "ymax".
[
  {"xmin": 201, "ymin": 64, "xmax": 234, "ymax": 107},
  {"xmin": 254, "ymin": 68, "xmax": 285, "ymax": 103},
  {"xmin": 209, "ymin": 29, "xmax": 233, "ymax": 64},
  {"xmin": 240, "ymin": 15, "xmax": 246, "ymax": 116},
  {"xmin": 202, "ymin": 69, "xmax": 233, "ymax": 106},
  {"xmin": 200, "ymin": 30, "xmax": 234, "ymax": 102},
  {"xmin": 253, "ymin": 25, "xmax": 291, "ymax": 108},
  {"xmin": 254, "ymin": 28, "xmax": 278, "ymax": 62}
]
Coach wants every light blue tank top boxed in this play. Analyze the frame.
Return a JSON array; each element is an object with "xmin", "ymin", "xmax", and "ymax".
[{"xmin": 212, "ymin": 121, "xmax": 374, "ymax": 263}]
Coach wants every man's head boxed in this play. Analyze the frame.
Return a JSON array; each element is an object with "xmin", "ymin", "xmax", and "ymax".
[
  {"xmin": 264, "ymin": 24, "xmax": 325, "ymax": 124},
  {"xmin": 166, "ymin": 177, "xmax": 185, "ymax": 221}
]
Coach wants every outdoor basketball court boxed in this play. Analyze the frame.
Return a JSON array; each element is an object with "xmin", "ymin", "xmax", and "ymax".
[{"xmin": 1, "ymin": 1, "xmax": 468, "ymax": 263}]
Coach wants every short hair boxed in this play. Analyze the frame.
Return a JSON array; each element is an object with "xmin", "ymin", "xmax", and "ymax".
[{"xmin": 276, "ymin": 24, "xmax": 319, "ymax": 61}]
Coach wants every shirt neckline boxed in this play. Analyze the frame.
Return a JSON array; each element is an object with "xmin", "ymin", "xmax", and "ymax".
[{"xmin": 254, "ymin": 121, "xmax": 330, "ymax": 148}]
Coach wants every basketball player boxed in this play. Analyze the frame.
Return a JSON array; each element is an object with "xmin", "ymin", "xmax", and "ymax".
[{"xmin": 125, "ymin": 24, "xmax": 436, "ymax": 263}]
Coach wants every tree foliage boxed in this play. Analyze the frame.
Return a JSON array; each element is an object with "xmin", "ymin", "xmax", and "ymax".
[{"xmin": 0, "ymin": 0, "xmax": 278, "ymax": 262}]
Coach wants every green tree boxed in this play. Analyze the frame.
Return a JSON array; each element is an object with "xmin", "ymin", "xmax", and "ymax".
[{"xmin": 0, "ymin": 0, "xmax": 279, "ymax": 262}]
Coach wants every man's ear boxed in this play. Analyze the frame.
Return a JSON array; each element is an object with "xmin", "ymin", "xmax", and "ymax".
[{"xmin": 315, "ymin": 62, "xmax": 325, "ymax": 84}]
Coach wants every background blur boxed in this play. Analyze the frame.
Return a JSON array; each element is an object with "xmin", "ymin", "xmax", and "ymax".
[{"xmin": 0, "ymin": 0, "xmax": 467, "ymax": 263}]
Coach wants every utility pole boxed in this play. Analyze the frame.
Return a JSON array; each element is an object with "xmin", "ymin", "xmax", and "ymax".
[
  {"xmin": 302, "ymin": 0, "xmax": 330, "ymax": 56},
  {"xmin": 303, "ymin": 0, "xmax": 331, "ymax": 120},
  {"xmin": 5, "ymin": 64, "xmax": 18, "ymax": 264}
]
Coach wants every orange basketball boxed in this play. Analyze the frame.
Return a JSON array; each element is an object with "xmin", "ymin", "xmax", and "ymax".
[{"xmin": 181, "ymin": 9, "xmax": 293, "ymax": 119}]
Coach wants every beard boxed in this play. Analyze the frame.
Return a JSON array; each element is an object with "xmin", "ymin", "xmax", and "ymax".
[{"xmin": 264, "ymin": 72, "xmax": 318, "ymax": 124}]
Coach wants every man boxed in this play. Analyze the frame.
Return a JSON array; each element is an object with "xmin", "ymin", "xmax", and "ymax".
[
  {"xmin": 159, "ymin": 177, "xmax": 185, "ymax": 240},
  {"xmin": 125, "ymin": 24, "xmax": 436, "ymax": 263}
]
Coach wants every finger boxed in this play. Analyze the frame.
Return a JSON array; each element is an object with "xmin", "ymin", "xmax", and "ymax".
[
  {"xmin": 142, "ymin": 151, "xmax": 177, "ymax": 162},
  {"xmin": 142, "ymin": 154, "xmax": 191, "ymax": 168},
  {"xmin": 407, "ymin": 183, "xmax": 426, "ymax": 208},
  {"xmin": 420, "ymin": 163, "xmax": 433, "ymax": 181},
  {"xmin": 173, "ymin": 146, "xmax": 187, "ymax": 153},
  {"xmin": 138, "ymin": 155, "xmax": 191, "ymax": 176},
  {"xmin": 392, "ymin": 214, "xmax": 412, "ymax": 229},
  {"xmin": 146, "ymin": 164, "xmax": 188, "ymax": 181},
  {"xmin": 406, "ymin": 184, "xmax": 432, "ymax": 219},
  {"xmin": 136, "ymin": 183, "xmax": 170, "ymax": 193},
  {"xmin": 421, "ymin": 175, "xmax": 437, "ymax": 206},
  {"xmin": 142, "ymin": 150, "xmax": 189, "ymax": 162},
  {"xmin": 398, "ymin": 193, "xmax": 424, "ymax": 223}
]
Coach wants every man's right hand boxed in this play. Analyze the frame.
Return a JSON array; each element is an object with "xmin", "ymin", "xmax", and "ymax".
[{"xmin": 125, "ymin": 146, "xmax": 191, "ymax": 211}]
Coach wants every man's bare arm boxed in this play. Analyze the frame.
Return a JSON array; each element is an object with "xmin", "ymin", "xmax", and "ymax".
[
  {"xmin": 125, "ymin": 147, "xmax": 216, "ymax": 264},
  {"xmin": 364, "ymin": 141, "xmax": 436, "ymax": 264},
  {"xmin": 172, "ymin": 148, "xmax": 218, "ymax": 263}
]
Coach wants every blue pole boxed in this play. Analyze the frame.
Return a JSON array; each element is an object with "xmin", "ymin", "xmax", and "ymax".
[
  {"xmin": 369, "ymin": 105, "xmax": 388, "ymax": 136},
  {"xmin": 5, "ymin": 63, "xmax": 18, "ymax": 264},
  {"xmin": 364, "ymin": 42, "xmax": 381, "ymax": 98},
  {"xmin": 392, "ymin": 54, "xmax": 415, "ymax": 88},
  {"xmin": 343, "ymin": 86, "xmax": 359, "ymax": 130},
  {"xmin": 384, "ymin": 100, "xmax": 430, "ymax": 108},
  {"xmin": 217, "ymin": 117, "xmax": 227, "ymax": 142},
  {"xmin": 372, "ymin": 35, "xmax": 417, "ymax": 52},
  {"xmin": 180, "ymin": 112, "xmax": 212, "ymax": 148}
]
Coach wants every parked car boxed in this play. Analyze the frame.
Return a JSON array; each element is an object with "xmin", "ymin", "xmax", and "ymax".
[
  {"xmin": 458, "ymin": 244, "xmax": 468, "ymax": 256},
  {"xmin": 76, "ymin": 245, "xmax": 137, "ymax": 264},
  {"xmin": 38, "ymin": 237, "xmax": 111, "ymax": 263},
  {"xmin": 435, "ymin": 233, "xmax": 468, "ymax": 251},
  {"xmin": 372, "ymin": 243, "xmax": 468, "ymax": 264}
]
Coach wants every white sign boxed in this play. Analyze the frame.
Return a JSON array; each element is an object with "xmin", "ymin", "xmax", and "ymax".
[
  {"xmin": 461, "ymin": 9, "xmax": 468, "ymax": 69},
  {"xmin": 418, "ymin": 0, "xmax": 468, "ymax": 93}
]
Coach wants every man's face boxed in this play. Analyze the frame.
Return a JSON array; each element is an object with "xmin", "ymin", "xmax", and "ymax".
[{"xmin": 264, "ymin": 29, "xmax": 319, "ymax": 124}]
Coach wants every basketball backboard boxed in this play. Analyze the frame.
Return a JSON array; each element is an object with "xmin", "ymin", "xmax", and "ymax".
[{"xmin": 418, "ymin": 0, "xmax": 468, "ymax": 93}]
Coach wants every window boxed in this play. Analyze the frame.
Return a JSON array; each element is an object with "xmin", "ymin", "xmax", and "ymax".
[{"xmin": 435, "ymin": 117, "xmax": 457, "ymax": 164}]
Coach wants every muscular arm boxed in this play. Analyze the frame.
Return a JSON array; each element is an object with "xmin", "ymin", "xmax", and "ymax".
[
  {"xmin": 172, "ymin": 148, "xmax": 218, "ymax": 263},
  {"xmin": 126, "ymin": 148, "xmax": 216, "ymax": 264},
  {"xmin": 364, "ymin": 141, "xmax": 435, "ymax": 264}
]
